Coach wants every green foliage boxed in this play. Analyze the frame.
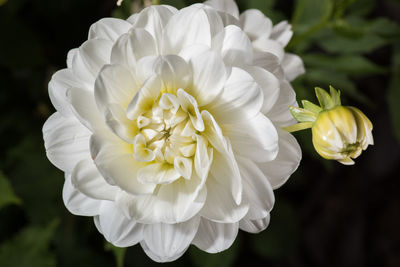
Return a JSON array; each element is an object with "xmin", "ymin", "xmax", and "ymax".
[
  {"xmin": 0, "ymin": 220, "xmax": 59, "ymax": 267},
  {"xmin": 0, "ymin": 171, "xmax": 21, "ymax": 210}
]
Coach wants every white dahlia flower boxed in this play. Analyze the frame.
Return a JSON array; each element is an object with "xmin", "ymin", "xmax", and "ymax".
[{"xmin": 43, "ymin": 0, "xmax": 304, "ymax": 262}]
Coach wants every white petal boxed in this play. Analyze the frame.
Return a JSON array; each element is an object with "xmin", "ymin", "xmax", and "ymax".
[
  {"xmin": 200, "ymin": 174, "xmax": 248, "ymax": 223},
  {"xmin": 135, "ymin": 55, "xmax": 191, "ymax": 92},
  {"xmin": 208, "ymin": 67, "xmax": 263, "ymax": 123},
  {"xmin": 212, "ymin": 25, "xmax": 253, "ymax": 66},
  {"xmin": 282, "ymin": 53, "xmax": 305, "ymax": 81},
  {"xmin": 252, "ymin": 37, "xmax": 285, "ymax": 62},
  {"xmin": 126, "ymin": 75, "xmax": 162, "ymax": 120},
  {"xmin": 137, "ymin": 163, "xmax": 181, "ymax": 184},
  {"xmin": 271, "ymin": 21, "xmax": 293, "ymax": 47},
  {"xmin": 194, "ymin": 135, "xmax": 213, "ymax": 181},
  {"xmin": 43, "ymin": 112, "xmax": 91, "ymax": 173},
  {"xmin": 239, "ymin": 214, "xmax": 270, "ymax": 233},
  {"xmin": 237, "ymin": 157, "xmax": 274, "ymax": 220},
  {"xmin": 177, "ymin": 89, "xmax": 204, "ymax": 131},
  {"xmin": 174, "ymin": 157, "xmax": 193, "ymax": 180},
  {"xmin": 204, "ymin": 0, "xmax": 239, "ymax": 18},
  {"xmin": 240, "ymin": 9, "xmax": 272, "ymax": 41},
  {"xmin": 66, "ymin": 48, "xmax": 77, "ymax": 69},
  {"xmin": 192, "ymin": 218, "xmax": 238, "ymax": 253},
  {"xmin": 48, "ymin": 69, "xmax": 80, "ymax": 117},
  {"xmin": 244, "ymin": 66, "xmax": 280, "ymax": 114},
  {"xmin": 129, "ymin": 5, "xmax": 177, "ymax": 46},
  {"xmin": 222, "ymin": 113, "xmax": 278, "ymax": 163},
  {"xmin": 94, "ymin": 201, "xmax": 143, "ymax": 247},
  {"xmin": 141, "ymin": 216, "xmax": 200, "ymax": 262},
  {"xmin": 162, "ymin": 4, "xmax": 223, "ymax": 54},
  {"xmin": 94, "ymin": 63, "xmax": 138, "ymax": 111},
  {"xmin": 71, "ymin": 159, "xmax": 119, "ymax": 201},
  {"xmin": 90, "ymin": 132, "xmax": 156, "ymax": 195},
  {"xmin": 189, "ymin": 50, "xmax": 227, "ymax": 106},
  {"xmin": 72, "ymin": 39, "xmax": 112, "ymax": 87},
  {"xmin": 110, "ymin": 29, "xmax": 157, "ymax": 68},
  {"xmin": 116, "ymin": 175, "xmax": 207, "ymax": 224},
  {"xmin": 266, "ymin": 80, "xmax": 298, "ymax": 127},
  {"xmin": 63, "ymin": 174, "xmax": 101, "ymax": 216},
  {"xmin": 89, "ymin": 18, "xmax": 132, "ymax": 42},
  {"xmin": 257, "ymin": 128, "xmax": 301, "ymax": 189},
  {"xmin": 67, "ymin": 87, "xmax": 106, "ymax": 132}
]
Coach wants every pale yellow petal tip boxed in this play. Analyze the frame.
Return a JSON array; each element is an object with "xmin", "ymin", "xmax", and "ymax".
[{"xmin": 337, "ymin": 158, "xmax": 355, "ymax": 165}]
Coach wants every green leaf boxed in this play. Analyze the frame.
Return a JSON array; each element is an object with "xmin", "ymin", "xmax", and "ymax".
[
  {"xmin": 302, "ymin": 100, "xmax": 323, "ymax": 114},
  {"xmin": 346, "ymin": 0, "xmax": 376, "ymax": 16},
  {"xmin": 0, "ymin": 171, "xmax": 21, "ymax": 209},
  {"xmin": 329, "ymin": 85, "xmax": 341, "ymax": 106},
  {"xmin": 189, "ymin": 235, "xmax": 241, "ymax": 267},
  {"xmin": 0, "ymin": 219, "xmax": 59, "ymax": 267},
  {"xmin": 317, "ymin": 29, "xmax": 388, "ymax": 54},
  {"xmin": 369, "ymin": 17, "xmax": 400, "ymax": 37},
  {"xmin": 315, "ymin": 87, "xmax": 334, "ymax": 109},
  {"xmin": 302, "ymin": 53, "xmax": 387, "ymax": 76},
  {"xmin": 289, "ymin": 106, "xmax": 318, "ymax": 122},
  {"xmin": 105, "ymin": 242, "xmax": 126, "ymax": 267}
]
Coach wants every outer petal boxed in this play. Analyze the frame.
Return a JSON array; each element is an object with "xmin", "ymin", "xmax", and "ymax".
[
  {"xmin": 282, "ymin": 53, "xmax": 305, "ymax": 81},
  {"xmin": 43, "ymin": 112, "xmax": 91, "ymax": 173},
  {"xmin": 115, "ymin": 174, "xmax": 207, "ymax": 224},
  {"xmin": 252, "ymin": 37, "xmax": 285, "ymax": 62},
  {"xmin": 48, "ymin": 69, "xmax": 81, "ymax": 117},
  {"xmin": 94, "ymin": 201, "xmax": 143, "ymax": 247},
  {"xmin": 192, "ymin": 218, "xmax": 238, "ymax": 253},
  {"xmin": 257, "ymin": 128, "xmax": 301, "ymax": 189},
  {"xmin": 237, "ymin": 157, "xmax": 274, "ymax": 220},
  {"xmin": 90, "ymin": 132, "xmax": 156, "ymax": 195},
  {"xmin": 140, "ymin": 216, "xmax": 200, "ymax": 262},
  {"xmin": 204, "ymin": 0, "xmax": 239, "ymax": 19},
  {"xmin": 212, "ymin": 25, "xmax": 253, "ymax": 66},
  {"xmin": 111, "ymin": 29, "xmax": 157, "ymax": 68},
  {"xmin": 239, "ymin": 9, "xmax": 272, "ymax": 41},
  {"xmin": 129, "ymin": 5, "xmax": 177, "ymax": 47},
  {"xmin": 270, "ymin": 21, "xmax": 293, "ymax": 47},
  {"xmin": 266, "ymin": 80, "xmax": 298, "ymax": 127},
  {"xmin": 71, "ymin": 159, "xmax": 119, "ymax": 201},
  {"xmin": 244, "ymin": 66, "xmax": 280, "ymax": 114},
  {"xmin": 71, "ymin": 39, "xmax": 113, "ymax": 87},
  {"xmin": 239, "ymin": 214, "xmax": 270, "ymax": 233},
  {"xmin": 200, "ymin": 174, "xmax": 248, "ymax": 223},
  {"xmin": 222, "ymin": 113, "xmax": 278, "ymax": 163},
  {"xmin": 63, "ymin": 174, "xmax": 101, "ymax": 216},
  {"xmin": 89, "ymin": 18, "xmax": 132, "ymax": 42},
  {"xmin": 208, "ymin": 67, "xmax": 263, "ymax": 123},
  {"xmin": 189, "ymin": 50, "xmax": 227, "ymax": 106},
  {"xmin": 162, "ymin": 4, "xmax": 224, "ymax": 54},
  {"xmin": 135, "ymin": 55, "xmax": 191, "ymax": 91}
]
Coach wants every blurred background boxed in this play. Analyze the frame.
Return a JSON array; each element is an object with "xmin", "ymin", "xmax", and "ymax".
[{"xmin": 1, "ymin": 0, "xmax": 400, "ymax": 266}]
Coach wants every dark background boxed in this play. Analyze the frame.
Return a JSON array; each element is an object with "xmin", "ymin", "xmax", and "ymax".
[{"xmin": 0, "ymin": 0, "xmax": 400, "ymax": 266}]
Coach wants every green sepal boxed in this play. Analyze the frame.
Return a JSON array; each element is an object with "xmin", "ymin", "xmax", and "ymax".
[
  {"xmin": 329, "ymin": 85, "xmax": 341, "ymax": 106},
  {"xmin": 315, "ymin": 87, "xmax": 335, "ymax": 110},
  {"xmin": 289, "ymin": 106, "xmax": 318, "ymax": 122},
  {"xmin": 283, "ymin": 122, "xmax": 313, "ymax": 133},
  {"xmin": 302, "ymin": 100, "xmax": 323, "ymax": 114}
]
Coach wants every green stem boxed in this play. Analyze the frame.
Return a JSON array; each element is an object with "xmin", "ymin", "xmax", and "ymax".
[
  {"xmin": 153, "ymin": 0, "xmax": 160, "ymax": 4},
  {"xmin": 283, "ymin": 122, "xmax": 313, "ymax": 133}
]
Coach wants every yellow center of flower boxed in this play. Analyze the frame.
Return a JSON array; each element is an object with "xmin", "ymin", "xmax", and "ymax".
[{"xmin": 131, "ymin": 88, "xmax": 206, "ymax": 182}]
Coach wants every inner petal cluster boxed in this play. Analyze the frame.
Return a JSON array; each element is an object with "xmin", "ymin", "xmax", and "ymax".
[{"xmin": 131, "ymin": 87, "xmax": 205, "ymax": 185}]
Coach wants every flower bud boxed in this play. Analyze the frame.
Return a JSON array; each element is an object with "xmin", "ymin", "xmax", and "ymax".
[
  {"xmin": 311, "ymin": 106, "xmax": 373, "ymax": 165},
  {"xmin": 286, "ymin": 86, "xmax": 373, "ymax": 165}
]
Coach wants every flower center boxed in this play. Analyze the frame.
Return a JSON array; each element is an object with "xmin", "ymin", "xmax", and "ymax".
[{"xmin": 132, "ymin": 88, "xmax": 205, "ymax": 182}]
